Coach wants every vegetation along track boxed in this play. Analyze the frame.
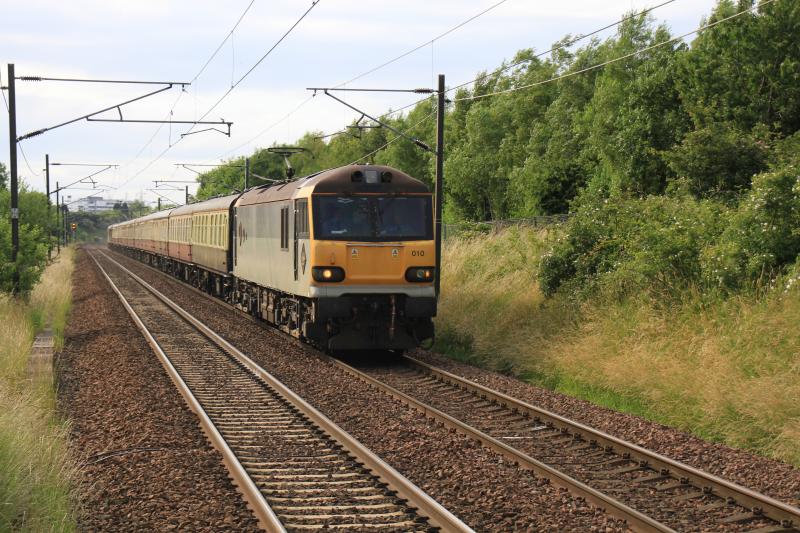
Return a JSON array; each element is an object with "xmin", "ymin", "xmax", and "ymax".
[
  {"xmin": 340, "ymin": 356, "xmax": 800, "ymax": 533},
  {"xmin": 88, "ymin": 249, "xmax": 472, "ymax": 533}
]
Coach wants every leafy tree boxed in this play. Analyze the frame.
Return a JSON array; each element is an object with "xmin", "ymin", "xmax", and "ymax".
[
  {"xmin": 0, "ymin": 183, "xmax": 54, "ymax": 294},
  {"xmin": 508, "ymin": 40, "xmax": 604, "ymax": 215},
  {"xmin": 676, "ymin": 0, "xmax": 800, "ymax": 133},
  {"xmin": 583, "ymin": 16, "xmax": 689, "ymax": 196},
  {"xmin": 664, "ymin": 122, "xmax": 769, "ymax": 196}
]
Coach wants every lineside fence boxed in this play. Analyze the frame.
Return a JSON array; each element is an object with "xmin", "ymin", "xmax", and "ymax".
[{"xmin": 442, "ymin": 214, "xmax": 571, "ymax": 240}]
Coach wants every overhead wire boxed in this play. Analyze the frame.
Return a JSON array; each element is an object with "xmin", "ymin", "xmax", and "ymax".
[
  {"xmin": 346, "ymin": 0, "xmax": 761, "ymax": 164},
  {"xmin": 1, "ymin": 80, "xmax": 41, "ymax": 178},
  {"xmin": 448, "ymin": 0, "xmax": 677, "ymax": 95},
  {"xmin": 187, "ymin": 0, "xmax": 323, "ymax": 130},
  {"xmin": 401, "ymin": 0, "xmax": 681, "ymax": 115},
  {"xmin": 315, "ymin": 0, "xmax": 680, "ymax": 143},
  {"xmin": 349, "ymin": 110, "xmax": 436, "ymax": 165},
  {"xmin": 215, "ymin": 95, "xmax": 316, "ymax": 161},
  {"xmin": 121, "ymin": 0, "xmax": 258, "ymax": 171},
  {"xmin": 336, "ymin": 0, "xmax": 513, "ymax": 88},
  {"xmin": 118, "ymin": 0, "xmax": 323, "ymax": 191},
  {"xmin": 213, "ymin": 0, "xmax": 513, "ymax": 161},
  {"xmin": 455, "ymin": 0, "xmax": 776, "ymax": 102}
]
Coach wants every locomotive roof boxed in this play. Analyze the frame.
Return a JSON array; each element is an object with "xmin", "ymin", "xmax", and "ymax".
[{"xmin": 236, "ymin": 165, "xmax": 429, "ymax": 207}]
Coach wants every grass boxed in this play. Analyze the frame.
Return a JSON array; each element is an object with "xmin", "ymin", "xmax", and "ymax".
[
  {"xmin": 0, "ymin": 248, "xmax": 76, "ymax": 532},
  {"xmin": 434, "ymin": 228, "xmax": 800, "ymax": 466}
]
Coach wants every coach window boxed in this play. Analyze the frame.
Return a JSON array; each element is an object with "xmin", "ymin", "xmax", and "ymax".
[{"xmin": 221, "ymin": 214, "xmax": 227, "ymax": 247}]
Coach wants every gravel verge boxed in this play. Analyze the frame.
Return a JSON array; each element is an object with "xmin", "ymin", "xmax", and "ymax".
[
  {"xmin": 108, "ymin": 249, "xmax": 629, "ymax": 532},
  {"xmin": 56, "ymin": 249, "xmax": 259, "ymax": 531}
]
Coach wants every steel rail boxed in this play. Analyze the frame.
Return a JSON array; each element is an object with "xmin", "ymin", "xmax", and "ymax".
[
  {"xmin": 402, "ymin": 355, "xmax": 800, "ymax": 530},
  {"xmin": 88, "ymin": 251, "xmax": 286, "ymax": 532},
  {"xmin": 324, "ymin": 356, "xmax": 677, "ymax": 533},
  {"xmin": 101, "ymin": 247, "xmax": 799, "ymax": 532},
  {"xmin": 98, "ymin": 248, "xmax": 677, "ymax": 531},
  {"xmin": 92, "ymin": 249, "xmax": 473, "ymax": 533}
]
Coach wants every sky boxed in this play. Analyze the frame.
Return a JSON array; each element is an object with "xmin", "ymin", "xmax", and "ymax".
[{"xmin": 1, "ymin": 0, "xmax": 718, "ymax": 208}]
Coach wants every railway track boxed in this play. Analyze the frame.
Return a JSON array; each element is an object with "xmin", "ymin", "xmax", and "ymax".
[
  {"xmin": 89, "ymin": 250, "xmax": 472, "ymax": 533},
  {"xmin": 337, "ymin": 356, "xmax": 800, "ymax": 533},
  {"xmin": 102, "ymin": 247, "xmax": 800, "ymax": 533}
]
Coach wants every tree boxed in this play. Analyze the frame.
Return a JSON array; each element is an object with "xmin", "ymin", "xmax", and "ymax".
[
  {"xmin": 676, "ymin": 0, "xmax": 800, "ymax": 134},
  {"xmin": 583, "ymin": 16, "xmax": 689, "ymax": 196},
  {"xmin": 0, "ymin": 183, "xmax": 53, "ymax": 294},
  {"xmin": 664, "ymin": 122, "xmax": 769, "ymax": 196}
]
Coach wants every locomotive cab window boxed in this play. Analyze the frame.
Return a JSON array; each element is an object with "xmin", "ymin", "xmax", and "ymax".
[{"xmin": 313, "ymin": 195, "xmax": 433, "ymax": 242}]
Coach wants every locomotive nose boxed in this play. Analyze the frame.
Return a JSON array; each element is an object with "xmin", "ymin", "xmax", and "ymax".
[{"xmin": 345, "ymin": 244, "xmax": 404, "ymax": 283}]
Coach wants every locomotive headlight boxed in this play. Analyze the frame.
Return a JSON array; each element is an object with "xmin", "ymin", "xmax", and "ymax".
[
  {"xmin": 405, "ymin": 267, "xmax": 435, "ymax": 282},
  {"xmin": 312, "ymin": 266, "xmax": 345, "ymax": 282}
]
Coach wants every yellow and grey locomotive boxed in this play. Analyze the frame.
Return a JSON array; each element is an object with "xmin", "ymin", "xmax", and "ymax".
[{"xmin": 108, "ymin": 165, "xmax": 436, "ymax": 351}]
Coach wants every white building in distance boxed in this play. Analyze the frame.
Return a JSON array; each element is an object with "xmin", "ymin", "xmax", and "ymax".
[{"xmin": 65, "ymin": 195, "xmax": 124, "ymax": 213}]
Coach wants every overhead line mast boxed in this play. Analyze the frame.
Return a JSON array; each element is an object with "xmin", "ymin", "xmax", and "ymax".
[
  {"xmin": 309, "ymin": 76, "xmax": 447, "ymax": 298},
  {"xmin": 120, "ymin": 0, "xmax": 324, "ymax": 191}
]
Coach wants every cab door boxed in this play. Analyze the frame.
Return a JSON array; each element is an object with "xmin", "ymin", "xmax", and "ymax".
[{"xmin": 294, "ymin": 199, "xmax": 309, "ymax": 282}]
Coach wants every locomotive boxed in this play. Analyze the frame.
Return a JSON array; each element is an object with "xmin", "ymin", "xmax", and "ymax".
[{"xmin": 108, "ymin": 165, "xmax": 437, "ymax": 351}]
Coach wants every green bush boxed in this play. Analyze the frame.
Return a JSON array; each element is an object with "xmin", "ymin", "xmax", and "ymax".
[
  {"xmin": 540, "ymin": 192, "xmax": 725, "ymax": 299},
  {"xmin": 0, "ymin": 220, "xmax": 49, "ymax": 295},
  {"xmin": 542, "ymin": 164, "xmax": 800, "ymax": 299},
  {"xmin": 0, "ymin": 180, "xmax": 55, "ymax": 296},
  {"xmin": 702, "ymin": 166, "xmax": 800, "ymax": 289}
]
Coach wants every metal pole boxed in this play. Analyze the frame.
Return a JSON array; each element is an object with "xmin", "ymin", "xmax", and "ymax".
[
  {"xmin": 158, "ymin": 197, "xmax": 161, "ymax": 210},
  {"xmin": 7, "ymin": 64, "xmax": 20, "ymax": 293},
  {"xmin": 185, "ymin": 185, "xmax": 189, "ymax": 205},
  {"xmin": 45, "ymin": 154, "xmax": 51, "ymax": 260},
  {"xmin": 245, "ymin": 157, "xmax": 250, "ymax": 190},
  {"xmin": 434, "ymin": 74, "xmax": 445, "ymax": 299},
  {"xmin": 55, "ymin": 181, "xmax": 60, "ymax": 254},
  {"xmin": 62, "ymin": 200, "xmax": 67, "ymax": 246}
]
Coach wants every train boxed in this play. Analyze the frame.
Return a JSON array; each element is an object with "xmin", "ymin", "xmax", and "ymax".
[{"xmin": 108, "ymin": 164, "xmax": 437, "ymax": 352}]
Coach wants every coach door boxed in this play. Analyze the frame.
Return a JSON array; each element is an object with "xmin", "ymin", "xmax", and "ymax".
[
  {"xmin": 294, "ymin": 199, "xmax": 308, "ymax": 281},
  {"xmin": 231, "ymin": 207, "xmax": 238, "ymax": 267}
]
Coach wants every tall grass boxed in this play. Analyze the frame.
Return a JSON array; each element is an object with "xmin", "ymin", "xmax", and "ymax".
[
  {"xmin": 0, "ymin": 248, "xmax": 76, "ymax": 531},
  {"xmin": 435, "ymin": 229, "xmax": 800, "ymax": 466}
]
